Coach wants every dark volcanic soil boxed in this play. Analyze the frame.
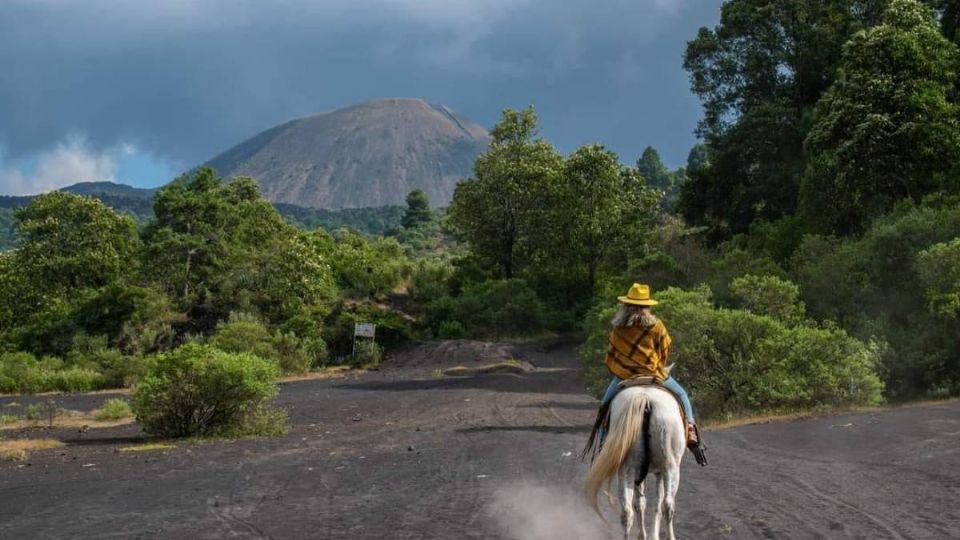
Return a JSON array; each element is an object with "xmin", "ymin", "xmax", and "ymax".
[{"xmin": 1, "ymin": 340, "xmax": 958, "ymax": 539}]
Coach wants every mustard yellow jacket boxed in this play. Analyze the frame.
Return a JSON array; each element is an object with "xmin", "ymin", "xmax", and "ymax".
[{"xmin": 604, "ymin": 319, "xmax": 672, "ymax": 381}]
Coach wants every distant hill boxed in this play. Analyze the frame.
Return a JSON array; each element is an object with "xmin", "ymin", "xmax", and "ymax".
[
  {"xmin": 203, "ymin": 98, "xmax": 490, "ymax": 209},
  {"xmin": 0, "ymin": 182, "xmax": 405, "ymax": 251}
]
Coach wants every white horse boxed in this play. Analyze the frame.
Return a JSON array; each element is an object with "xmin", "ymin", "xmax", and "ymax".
[{"xmin": 585, "ymin": 386, "xmax": 686, "ymax": 540}]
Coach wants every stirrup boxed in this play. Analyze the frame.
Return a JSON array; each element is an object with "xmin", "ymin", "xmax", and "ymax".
[{"xmin": 687, "ymin": 424, "xmax": 708, "ymax": 466}]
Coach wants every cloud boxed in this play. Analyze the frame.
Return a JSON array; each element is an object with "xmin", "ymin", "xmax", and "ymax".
[
  {"xmin": 0, "ymin": 138, "xmax": 118, "ymax": 196},
  {"xmin": 0, "ymin": 0, "xmax": 714, "ymax": 173}
]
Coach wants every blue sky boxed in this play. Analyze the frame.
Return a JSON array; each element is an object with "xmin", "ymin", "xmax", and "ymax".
[{"xmin": 0, "ymin": 0, "xmax": 722, "ymax": 196}]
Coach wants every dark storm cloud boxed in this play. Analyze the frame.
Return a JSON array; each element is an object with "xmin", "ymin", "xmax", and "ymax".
[{"xmin": 0, "ymin": 0, "xmax": 720, "ymax": 175}]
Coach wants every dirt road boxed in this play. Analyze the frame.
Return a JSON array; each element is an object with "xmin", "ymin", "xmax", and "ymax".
[{"xmin": 1, "ymin": 340, "xmax": 958, "ymax": 539}]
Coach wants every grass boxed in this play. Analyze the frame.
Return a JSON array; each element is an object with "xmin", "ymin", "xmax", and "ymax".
[
  {"xmin": 118, "ymin": 443, "xmax": 176, "ymax": 453},
  {"xmin": 0, "ymin": 414, "xmax": 17, "ymax": 426},
  {"xmin": 0, "ymin": 438, "xmax": 64, "ymax": 461},
  {"xmin": 93, "ymin": 398, "xmax": 133, "ymax": 421}
]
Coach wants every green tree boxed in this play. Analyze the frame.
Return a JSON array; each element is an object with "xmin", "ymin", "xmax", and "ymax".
[
  {"xmin": 681, "ymin": 0, "xmax": 886, "ymax": 239},
  {"xmin": 554, "ymin": 145, "xmax": 660, "ymax": 291},
  {"xmin": 802, "ymin": 0, "xmax": 960, "ymax": 234},
  {"xmin": 142, "ymin": 168, "xmax": 337, "ymax": 331},
  {"xmin": 448, "ymin": 107, "xmax": 563, "ymax": 278},
  {"xmin": 15, "ymin": 192, "xmax": 139, "ymax": 295},
  {"xmin": 401, "ymin": 189, "xmax": 432, "ymax": 229},
  {"xmin": 636, "ymin": 146, "xmax": 671, "ymax": 191}
]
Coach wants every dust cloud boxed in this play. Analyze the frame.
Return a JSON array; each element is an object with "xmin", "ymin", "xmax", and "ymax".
[{"xmin": 486, "ymin": 483, "xmax": 616, "ymax": 540}]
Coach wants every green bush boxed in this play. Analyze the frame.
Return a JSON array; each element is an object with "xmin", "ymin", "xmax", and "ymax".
[
  {"xmin": 917, "ymin": 238, "xmax": 960, "ymax": 320},
  {"xmin": 436, "ymin": 320, "xmax": 468, "ymax": 339},
  {"xmin": 579, "ymin": 285, "xmax": 884, "ymax": 418},
  {"xmin": 66, "ymin": 336, "xmax": 143, "ymax": 387},
  {"xmin": 325, "ymin": 302, "xmax": 415, "ymax": 357},
  {"xmin": 0, "ymin": 351, "xmax": 106, "ymax": 394},
  {"xmin": 426, "ymin": 279, "xmax": 547, "ymax": 338},
  {"xmin": 210, "ymin": 313, "xmax": 314, "ymax": 375},
  {"xmin": 729, "ymin": 274, "xmax": 806, "ymax": 324},
  {"xmin": 94, "ymin": 398, "xmax": 133, "ymax": 421},
  {"xmin": 132, "ymin": 344, "xmax": 281, "ymax": 438},
  {"xmin": 351, "ymin": 340, "xmax": 383, "ymax": 368}
]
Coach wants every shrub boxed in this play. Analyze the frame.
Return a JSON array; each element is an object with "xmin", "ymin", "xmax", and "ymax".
[
  {"xmin": 66, "ymin": 337, "xmax": 143, "ymax": 387},
  {"xmin": 579, "ymin": 284, "xmax": 884, "ymax": 418},
  {"xmin": 132, "ymin": 344, "xmax": 281, "ymax": 438},
  {"xmin": 325, "ymin": 302, "xmax": 415, "ymax": 357},
  {"xmin": 436, "ymin": 320, "xmax": 467, "ymax": 339},
  {"xmin": 94, "ymin": 398, "xmax": 133, "ymax": 421},
  {"xmin": 729, "ymin": 274, "xmax": 806, "ymax": 324},
  {"xmin": 210, "ymin": 313, "xmax": 314, "ymax": 375},
  {"xmin": 917, "ymin": 238, "xmax": 960, "ymax": 320},
  {"xmin": 0, "ymin": 352, "xmax": 106, "ymax": 394},
  {"xmin": 427, "ymin": 279, "xmax": 547, "ymax": 338},
  {"xmin": 351, "ymin": 340, "xmax": 383, "ymax": 368}
]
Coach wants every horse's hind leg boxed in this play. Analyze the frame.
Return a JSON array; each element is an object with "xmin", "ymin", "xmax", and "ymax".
[
  {"xmin": 619, "ymin": 468, "xmax": 636, "ymax": 540},
  {"xmin": 662, "ymin": 465, "xmax": 679, "ymax": 540},
  {"xmin": 633, "ymin": 478, "xmax": 647, "ymax": 540},
  {"xmin": 650, "ymin": 473, "xmax": 664, "ymax": 540}
]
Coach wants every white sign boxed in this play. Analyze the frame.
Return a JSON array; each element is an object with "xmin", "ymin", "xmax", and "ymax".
[{"xmin": 354, "ymin": 322, "xmax": 376, "ymax": 338}]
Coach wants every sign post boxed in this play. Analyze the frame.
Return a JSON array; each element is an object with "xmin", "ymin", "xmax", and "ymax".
[{"xmin": 352, "ymin": 322, "xmax": 377, "ymax": 359}]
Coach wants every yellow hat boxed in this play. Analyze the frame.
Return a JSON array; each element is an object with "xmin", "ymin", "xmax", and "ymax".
[{"xmin": 618, "ymin": 283, "xmax": 658, "ymax": 306}]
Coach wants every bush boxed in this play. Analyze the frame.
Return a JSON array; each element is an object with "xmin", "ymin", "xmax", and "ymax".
[
  {"xmin": 325, "ymin": 302, "xmax": 415, "ymax": 357},
  {"xmin": 917, "ymin": 238, "xmax": 960, "ymax": 320},
  {"xmin": 351, "ymin": 340, "xmax": 383, "ymax": 368},
  {"xmin": 729, "ymin": 274, "xmax": 806, "ymax": 324},
  {"xmin": 94, "ymin": 398, "xmax": 133, "ymax": 421},
  {"xmin": 436, "ymin": 320, "xmax": 468, "ymax": 339},
  {"xmin": 66, "ymin": 336, "xmax": 144, "ymax": 387},
  {"xmin": 132, "ymin": 344, "xmax": 281, "ymax": 438},
  {"xmin": 210, "ymin": 313, "xmax": 314, "ymax": 375},
  {"xmin": 579, "ymin": 285, "xmax": 884, "ymax": 418},
  {"xmin": 426, "ymin": 279, "xmax": 547, "ymax": 338},
  {"xmin": 0, "ymin": 352, "xmax": 106, "ymax": 394}
]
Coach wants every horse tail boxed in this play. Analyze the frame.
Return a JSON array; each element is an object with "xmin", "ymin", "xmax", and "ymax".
[{"xmin": 584, "ymin": 391, "xmax": 650, "ymax": 516}]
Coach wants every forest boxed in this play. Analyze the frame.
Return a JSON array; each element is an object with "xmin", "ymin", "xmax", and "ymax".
[{"xmin": 2, "ymin": 0, "xmax": 959, "ymax": 426}]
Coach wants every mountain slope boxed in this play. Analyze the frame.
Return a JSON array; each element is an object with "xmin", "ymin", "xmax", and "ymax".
[{"xmin": 203, "ymin": 98, "xmax": 490, "ymax": 209}]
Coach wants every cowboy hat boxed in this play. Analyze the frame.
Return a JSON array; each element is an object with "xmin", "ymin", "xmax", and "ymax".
[{"xmin": 618, "ymin": 283, "xmax": 658, "ymax": 306}]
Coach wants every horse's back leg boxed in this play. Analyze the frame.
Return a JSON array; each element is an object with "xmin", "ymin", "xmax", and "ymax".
[
  {"xmin": 633, "ymin": 477, "xmax": 647, "ymax": 540},
  {"xmin": 650, "ymin": 473, "xmax": 664, "ymax": 540},
  {"xmin": 662, "ymin": 465, "xmax": 680, "ymax": 540},
  {"xmin": 619, "ymin": 468, "xmax": 636, "ymax": 540}
]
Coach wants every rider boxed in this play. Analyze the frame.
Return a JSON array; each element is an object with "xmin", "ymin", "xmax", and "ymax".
[{"xmin": 599, "ymin": 282, "xmax": 708, "ymax": 466}]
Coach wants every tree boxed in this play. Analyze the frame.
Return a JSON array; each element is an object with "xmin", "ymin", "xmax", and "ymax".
[
  {"xmin": 636, "ymin": 146, "xmax": 671, "ymax": 191},
  {"xmin": 801, "ymin": 0, "xmax": 960, "ymax": 234},
  {"xmin": 680, "ymin": 0, "xmax": 887, "ymax": 239},
  {"xmin": 401, "ymin": 189, "xmax": 432, "ymax": 229},
  {"xmin": 553, "ymin": 145, "xmax": 660, "ymax": 291},
  {"xmin": 448, "ymin": 107, "xmax": 563, "ymax": 278},
  {"xmin": 142, "ymin": 168, "xmax": 337, "ymax": 331},
  {"xmin": 14, "ymin": 192, "xmax": 139, "ymax": 295}
]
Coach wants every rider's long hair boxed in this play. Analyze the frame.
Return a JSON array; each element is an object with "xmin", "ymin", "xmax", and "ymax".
[{"xmin": 611, "ymin": 304, "xmax": 657, "ymax": 329}]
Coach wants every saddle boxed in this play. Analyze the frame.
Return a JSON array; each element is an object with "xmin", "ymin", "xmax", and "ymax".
[{"xmin": 581, "ymin": 377, "xmax": 688, "ymax": 461}]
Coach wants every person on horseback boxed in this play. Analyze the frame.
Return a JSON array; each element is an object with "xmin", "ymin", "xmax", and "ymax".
[{"xmin": 598, "ymin": 283, "xmax": 708, "ymax": 466}]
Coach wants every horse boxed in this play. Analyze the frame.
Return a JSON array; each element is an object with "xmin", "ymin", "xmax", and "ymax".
[{"xmin": 584, "ymin": 385, "xmax": 686, "ymax": 540}]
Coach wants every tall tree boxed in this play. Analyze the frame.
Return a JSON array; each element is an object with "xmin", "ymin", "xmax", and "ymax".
[
  {"xmin": 15, "ymin": 192, "xmax": 139, "ymax": 294},
  {"xmin": 680, "ymin": 0, "xmax": 887, "ymax": 239},
  {"xmin": 554, "ymin": 145, "xmax": 660, "ymax": 291},
  {"xmin": 636, "ymin": 146, "xmax": 671, "ymax": 191},
  {"xmin": 802, "ymin": 0, "xmax": 960, "ymax": 234},
  {"xmin": 401, "ymin": 189, "xmax": 432, "ymax": 229},
  {"xmin": 142, "ymin": 168, "xmax": 337, "ymax": 330},
  {"xmin": 448, "ymin": 107, "xmax": 563, "ymax": 278}
]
